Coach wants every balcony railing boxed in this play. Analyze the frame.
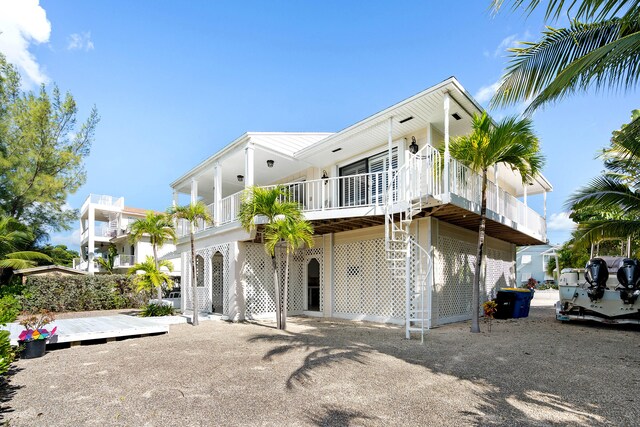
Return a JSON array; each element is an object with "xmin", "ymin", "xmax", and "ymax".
[
  {"xmin": 175, "ymin": 145, "xmax": 545, "ymax": 242},
  {"xmin": 82, "ymin": 194, "xmax": 124, "ymax": 212},
  {"xmin": 114, "ymin": 254, "xmax": 136, "ymax": 268}
]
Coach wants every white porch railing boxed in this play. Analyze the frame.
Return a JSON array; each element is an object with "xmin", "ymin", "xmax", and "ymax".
[
  {"xmin": 81, "ymin": 194, "xmax": 124, "ymax": 212},
  {"xmin": 114, "ymin": 254, "xmax": 136, "ymax": 268}
]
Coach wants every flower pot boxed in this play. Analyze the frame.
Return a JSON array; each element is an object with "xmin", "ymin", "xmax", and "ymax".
[{"xmin": 20, "ymin": 339, "xmax": 47, "ymax": 359}]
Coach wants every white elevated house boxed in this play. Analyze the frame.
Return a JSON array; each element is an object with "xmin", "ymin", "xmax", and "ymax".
[
  {"xmin": 74, "ymin": 194, "xmax": 180, "ymax": 280},
  {"xmin": 170, "ymin": 77, "xmax": 552, "ymax": 337}
]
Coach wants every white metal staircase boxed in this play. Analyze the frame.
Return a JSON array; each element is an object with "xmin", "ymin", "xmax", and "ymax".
[{"xmin": 384, "ymin": 146, "xmax": 438, "ymax": 341}]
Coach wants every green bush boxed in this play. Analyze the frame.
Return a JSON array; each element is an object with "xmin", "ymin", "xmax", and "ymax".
[
  {"xmin": 20, "ymin": 274, "xmax": 146, "ymax": 312},
  {"xmin": 0, "ymin": 330, "xmax": 15, "ymax": 376},
  {"xmin": 0, "ymin": 294, "xmax": 19, "ymax": 377},
  {"xmin": 0, "ymin": 294, "xmax": 20, "ymax": 324},
  {"xmin": 140, "ymin": 302, "xmax": 175, "ymax": 317}
]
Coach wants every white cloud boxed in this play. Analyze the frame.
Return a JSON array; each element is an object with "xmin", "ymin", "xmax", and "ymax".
[
  {"xmin": 474, "ymin": 80, "xmax": 501, "ymax": 103},
  {"xmin": 50, "ymin": 228, "xmax": 81, "ymax": 250},
  {"xmin": 547, "ymin": 212, "xmax": 576, "ymax": 232},
  {"xmin": 67, "ymin": 32, "xmax": 94, "ymax": 51},
  {"xmin": 493, "ymin": 34, "xmax": 518, "ymax": 58},
  {"xmin": 0, "ymin": 0, "xmax": 51, "ymax": 87}
]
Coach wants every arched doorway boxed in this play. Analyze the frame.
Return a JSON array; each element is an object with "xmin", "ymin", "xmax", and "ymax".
[
  {"xmin": 211, "ymin": 251, "xmax": 224, "ymax": 314},
  {"xmin": 306, "ymin": 258, "xmax": 320, "ymax": 311}
]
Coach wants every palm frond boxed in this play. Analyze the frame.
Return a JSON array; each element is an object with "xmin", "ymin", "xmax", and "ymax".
[
  {"xmin": 491, "ymin": 0, "xmax": 640, "ymax": 23},
  {"xmin": 571, "ymin": 218, "xmax": 640, "ymax": 246},
  {"xmin": 567, "ymin": 175, "xmax": 640, "ymax": 213}
]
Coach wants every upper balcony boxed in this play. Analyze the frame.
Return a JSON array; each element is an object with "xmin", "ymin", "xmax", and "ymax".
[
  {"xmin": 171, "ymin": 78, "xmax": 551, "ymax": 246},
  {"xmin": 81, "ymin": 194, "xmax": 124, "ymax": 213}
]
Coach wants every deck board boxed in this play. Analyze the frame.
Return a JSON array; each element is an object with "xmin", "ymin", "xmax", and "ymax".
[{"xmin": 1, "ymin": 315, "xmax": 172, "ymax": 346}]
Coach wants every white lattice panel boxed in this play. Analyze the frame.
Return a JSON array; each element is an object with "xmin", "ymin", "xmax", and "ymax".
[
  {"xmin": 183, "ymin": 244, "xmax": 231, "ymax": 315},
  {"xmin": 334, "ymin": 238, "xmax": 403, "ymax": 318},
  {"xmin": 243, "ymin": 244, "xmax": 276, "ymax": 317},
  {"xmin": 485, "ymin": 248, "xmax": 514, "ymax": 299},
  {"xmin": 434, "ymin": 235, "xmax": 476, "ymax": 323}
]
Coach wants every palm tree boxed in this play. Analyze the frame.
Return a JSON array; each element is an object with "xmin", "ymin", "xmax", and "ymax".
[
  {"xmin": 265, "ymin": 218, "xmax": 314, "ymax": 329},
  {"xmin": 96, "ymin": 244, "xmax": 118, "ymax": 274},
  {"xmin": 238, "ymin": 185, "xmax": 303, "ymax": 329},
  {"xmin": 127, "ymin": 255, "xmax": 174, "ymax": 294},
  {"xmin": 490, "ymin": 0, "xmax": 640, "ymax": 113},
  {"xmin": 567, "ymin": 109, "xmax": 640, "ymax": 243},
  {"xmin": 129, "ymin": 211, "xmax": 177, "ymax": 300},
  {"xmin": 169, "ymin": 202, "xmax": 212, "ymax": 326},
  {"xmin": 449, "ymin": 112, "xmax": 544, "ymax": 333},
  {"xmin": 0, "ymin": 215, "xmax": 51, "ymax": 270}
]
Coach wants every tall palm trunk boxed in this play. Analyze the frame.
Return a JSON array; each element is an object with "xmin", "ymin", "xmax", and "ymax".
[
  {"xmin": 471, "ymin": 170, "xmax": 488, "ymax": 333},
  {"xmin": 282, "ymin": 251, "xmax": 290, "ymax": 330},
  {"xmin": 271, "ymin": 255, "xmax": 281, "ymax": 329},
  {"xmin": 152, "ymin": 243, "xmax": 162, "ymax": 301},
  {"xmin": 190, "ymin": 228, "xmax": 199, "ymax": 326}
]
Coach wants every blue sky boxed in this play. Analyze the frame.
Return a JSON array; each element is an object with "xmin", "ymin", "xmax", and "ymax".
[{"xmin": 1, "ymin": 1, "xmax": 637, "ymax": 250}]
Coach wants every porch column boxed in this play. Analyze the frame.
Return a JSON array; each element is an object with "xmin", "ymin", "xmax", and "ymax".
[
  {"xmin": 387, "ymin": 117, "xmax": 393, "ymax": 206},
  {"xmin": 245, "ymin": 142, "xmax": 255, "ymax": 188},
  {"xmin": 543, "ymin": 190, "xmax": 547, "ymax": 219},
  {"xmin": 214, "ymin": 161, "xmax": 222, "ymax": 226},
  {"xmin": 172, "ymin": 189, "xmax": 179, "ymax": 208},
  {"xmin": 88, "ymin": 206, "xmax": 95, "ymax": 274},
  {"xmin": 190, "ymin": 178, "xmax": 198, "ymax": 205},
  {"xmin": 443, "ymin": 92, "xmax": 451, "ymax": 195},
  {"xmin": 523, "ymin": 184, "xmax": 528, "ymax": 207},
  {"xmin": 494, "ymin": 164, "xmax": 500, "ymax": 215}
]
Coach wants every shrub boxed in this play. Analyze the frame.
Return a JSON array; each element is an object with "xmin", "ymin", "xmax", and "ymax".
[
  {"xmin": 20, "ymin": 274, "xmax": 146, "ymax": 312},
  {"xmin": 0, "ymin": 294, "xmax": 20, "ymax": 377},
  {"xmin": 0, "ymin": 330, "xmax": 15, "ymax": 376},
  {"xmin": 0, "ymin": 294, "xmax": 21, "ymax": 324},
  {"xmin": 141, "ymin": 302, "xmax": 175, "ymax": 317}
]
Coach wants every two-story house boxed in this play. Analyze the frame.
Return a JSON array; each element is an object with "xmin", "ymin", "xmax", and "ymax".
[
  {"xmin": 74, "ymin": 194, "xmax": 181, "ymax": 282},
  {"xmin": 170, "ymin": 77, "xmax": 552, "ymax": 338}
]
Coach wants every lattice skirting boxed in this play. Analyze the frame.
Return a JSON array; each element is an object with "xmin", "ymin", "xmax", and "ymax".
[
  {"xmin": 183, "ymin": 243, "xmax": 231, "ymax": 315},
  {"xmin": 434, "ymin": 235, "xmax": 514, "ymax": 324},
  {"xmin": 334, "ymin": 238, "xmax": 404, "ymax": 320},
  {"xmin": 243, "ymin": 243, "xmax": 324, "ymax": 319}
]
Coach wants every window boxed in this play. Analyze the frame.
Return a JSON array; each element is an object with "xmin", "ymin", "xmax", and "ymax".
[
  {"xmin": 521, "ymin": 255, "xmax": 531, "ymax": 265},
  {"xmin": 339, "ymin": 148, "xmax": 398, "ymax": 206}
]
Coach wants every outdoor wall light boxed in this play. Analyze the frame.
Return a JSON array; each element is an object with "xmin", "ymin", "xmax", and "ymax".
[
  {"xmin": 322, "ymin": 170, "xmax": 329, "ymax": 185},
  {"xmin": 237, "ymin": 175, "xmax": 244, "ymax": 182},
  {"xmin": 266, "ymin": 159, "xmax": 275, "ymax": 168},
  {"xmin": 409, "ymin": 136, "xmax": 419, "ymax": 154}
]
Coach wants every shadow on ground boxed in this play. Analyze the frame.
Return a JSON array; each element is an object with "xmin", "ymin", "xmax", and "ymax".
[
  {"xmin": 0, "ymin": 367, "xmax": 23, "ymax": 423},
  {"xmin": 249, "ymin": 307, "xmax": 639, "ymax": 426}
]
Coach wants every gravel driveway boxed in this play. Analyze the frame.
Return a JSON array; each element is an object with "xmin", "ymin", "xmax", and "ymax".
[{"xmin": 2, "ymin": 302, "xmax": 638, "ymax": 426}]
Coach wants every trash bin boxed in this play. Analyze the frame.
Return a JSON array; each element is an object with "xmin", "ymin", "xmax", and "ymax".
[
  {"xmin": 494, "ymin": 291, "xmax": 516, "ymax": 319},
  {"xmin": 499, "ymin": 288, "xmax": 535, "ymax": 318}
]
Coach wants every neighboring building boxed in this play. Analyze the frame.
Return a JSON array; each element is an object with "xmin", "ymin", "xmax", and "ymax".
[
  {"xmin": 73, "ymin": 194, "xmax": 180, "ymax": 280},
  {"xmin": 170, "ymin": 77, "xmax": 552, "ymax": 336},
  {"xmin": 516, "ymin": 244, "xmax": 559, "ymax": 284},
  {"xmin": 15, "ymin": 265, "xmax": 88, "ymax": 285}
]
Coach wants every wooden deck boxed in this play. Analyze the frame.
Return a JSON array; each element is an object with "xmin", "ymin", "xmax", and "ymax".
[{"xmin": 2, "ymin": 315, "xmax": 184, "ymax": 346}]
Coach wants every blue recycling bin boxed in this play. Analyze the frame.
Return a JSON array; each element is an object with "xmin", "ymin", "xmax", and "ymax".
[{"xmin": 496, "ymin": 288, "xmax": 534, "ymax": 319}]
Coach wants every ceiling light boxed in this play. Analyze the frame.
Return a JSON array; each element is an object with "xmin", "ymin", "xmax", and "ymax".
[
  {"xmin": 266, "ymin": 160, "xmax": 274, "ymax": 168},
  {"xmin": 237, "ymin": 175, "xmax": 244, "ymax": 182}
]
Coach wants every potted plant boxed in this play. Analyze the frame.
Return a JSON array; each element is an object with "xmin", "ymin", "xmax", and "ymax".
[
  {"xmin": 483, "ymin": 300, "xmax": 498, "ymax": 332},
  {"xmin": 18, "ymin": 310, "xmax": 57, "ymax": 359}
]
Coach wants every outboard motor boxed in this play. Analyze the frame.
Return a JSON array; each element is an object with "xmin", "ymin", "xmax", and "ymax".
[
  {"xmin": 617, "ymin": 258, "xmax": 640, "ymax": 304},
  {"xmin": 585, "ymin": 258, "xmax": 609, "ymax": 301}
]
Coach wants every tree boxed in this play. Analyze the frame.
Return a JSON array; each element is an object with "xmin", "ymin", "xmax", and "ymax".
[
  {"xmin": 449, "ymin": 113, "xmax": 544, "ymax": 333},
  {"xmin": 128, "ymin": 256, "xmax": 174, "ymax": 295},
  {"xmin": 567, "ymin": 110, "xmax": 640, "ymax": 243},
  {"xmin": 169, "ymin": 202, "xmax": 212, "ymax": 326},
  {"xmin": 129, "ymin": 212, "xmax": 177, "ymax": 300},
  {"xmin": 35, "ymin": 244, "xmax": 79, "ymax": 267},
  {"xmin": 490, "ymin": 1, "xmax": 640, "ymax": 113},
  {"xmin": 238, "ymin": 185, "xmax": 303, "ymax": 330},
  {"xmin": 265, "ymin": 217, "xmax": 314, "ymax": 329},
  {"xmin": 0, "ymin": 215, "xmax": 51, "ymax": 271},
  {"xmin": 0, "ymin": 53, "xmax": 99, "ymax": 241},
  {"xmin": 96, "ymin": 244, "xmax": 118, "ymax": 274}
]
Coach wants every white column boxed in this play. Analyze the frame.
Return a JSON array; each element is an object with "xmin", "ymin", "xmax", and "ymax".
[
  {"xmin": 543, "ymin": 190, "xmax": 547, "ymax": 219},
  {"xmin": 387, "ymin": 117, "xmax": 393, "ymax": 206},
  {"xmin": 523, "ymin": 184, "xmax": 528, "ymax": 207},
  {"xmin": 88, "ymin": 205, "xmax": 95, "ymax": 274},
  {"xmin": 172, "ymin": 189, "xmax": 178, "ymax": 208},
  {"xmin": 443, "ymin": 92, "xmax": 451, "ymax": 195},
  {"xmin": 245, "ymin": 142, "xmax": 255, "ymax": 188},
  {"xmin": 190, "ymin": 178, "xmax": 198, "ymax": 205},
  {"xmin": 494, "ymin": 164, "xmax": 500, "ymax": 215},
  {"xmin": 213, "ymin": 162, "xmax": 222, "ymax": 226}
]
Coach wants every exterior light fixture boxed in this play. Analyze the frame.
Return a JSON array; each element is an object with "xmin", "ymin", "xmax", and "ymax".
[
  {"xmin": 321, "ymin": 170, "xmax": 328, "ymax": 180},
  {"xmin": 266, "ymin": 160, "xmax": 274, "ymax": 168},
  {"xmin": 409, "ymin": 136, "xmax": 419, "ymax": 154},
  {"xmin": 237, "ymin": 175, "xmax": 244, "ymax": 182}
]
